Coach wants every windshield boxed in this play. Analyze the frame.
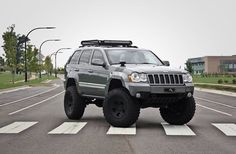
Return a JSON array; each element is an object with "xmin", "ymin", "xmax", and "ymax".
[{"xmin": 105, "ymin": 49, "xmax": 163, "ymax": 65}]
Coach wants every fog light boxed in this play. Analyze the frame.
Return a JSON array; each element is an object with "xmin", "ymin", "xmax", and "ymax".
[
  {"xmin": 136, "ymin": 93, "xmax": 141, "ymax": 98},
  {"xmin": 187, "ymin": 92, "xmax": 192, "ymax": 98}
]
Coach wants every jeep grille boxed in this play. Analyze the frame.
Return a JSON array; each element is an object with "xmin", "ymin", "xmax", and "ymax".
[{"xmin": 148, "ymin": 74, "xmax": 184, "ymax": 85}]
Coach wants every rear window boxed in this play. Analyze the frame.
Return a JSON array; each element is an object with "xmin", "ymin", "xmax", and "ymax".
[{"xmin": 70, "ymin": 50, "xmax": 82, "ymax": 64}]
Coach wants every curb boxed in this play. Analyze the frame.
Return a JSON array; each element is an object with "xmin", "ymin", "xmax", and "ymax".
[
  {"xmin": 195, "ymin": 87, "xmax": 236, "ymax": 97},
  {"xmin": 0, "ymin": 86, "xmax": 31, "ymax": 95}
]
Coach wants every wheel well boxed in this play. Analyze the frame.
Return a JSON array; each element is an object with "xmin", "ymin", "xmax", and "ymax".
[
  {"xmin": 66, "ymin": 78, "xmax": 76, "ymax": 89},
  {"xmin": 108, "ymin": 79, "xmax": 123, "ymax": 92}
]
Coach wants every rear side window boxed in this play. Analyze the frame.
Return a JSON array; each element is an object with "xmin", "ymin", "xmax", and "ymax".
[
  {"xmin": 79, "ymin": 49, "xmax": 92, "ymax": 64},
  {"xmin": 70, "ymin": 50, "xmax": 82, "ymax": 64}
]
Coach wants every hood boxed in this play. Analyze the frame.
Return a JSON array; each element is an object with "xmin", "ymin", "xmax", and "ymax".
[{"xmin": 113, "ymin": 64, "xmax": 187, "ymax": 74}]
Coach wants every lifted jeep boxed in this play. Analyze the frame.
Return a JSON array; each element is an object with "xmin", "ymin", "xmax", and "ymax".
[{"xmin": 64, "ymin": 40, "xmax": 195, "ymax": 127}]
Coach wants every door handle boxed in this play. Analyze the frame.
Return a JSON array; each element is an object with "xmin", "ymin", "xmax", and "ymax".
[
  {"xmin": 88, "ymin": 69, "xmax": 93, "ymax": 73},
  {"xmin": 74, "ymin": 69, "xmax": 79, "ymax": 72}
]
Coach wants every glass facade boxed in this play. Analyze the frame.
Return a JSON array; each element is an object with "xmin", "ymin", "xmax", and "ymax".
[
  {"xmin": 187, "ymin": 57, "xmax": 205, "ymax": 74},
  {"xmin": 220, "ymin": 60, "xmax": 236, "ymax": 72}
]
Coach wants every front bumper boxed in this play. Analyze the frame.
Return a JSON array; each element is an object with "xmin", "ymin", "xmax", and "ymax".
[{"xmin": 125, "ymin": 82, "xmax": 194, "ymax": 97}]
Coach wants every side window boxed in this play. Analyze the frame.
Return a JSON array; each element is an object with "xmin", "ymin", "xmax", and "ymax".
[
  {"xmin": 70, "ymin": 50, "xmax": 82, "ymax": 64},
  {"xmin": 92, "ymin": 50, "xmax": 104, "ymax": 62},
  {"xmin": 79, "ymin": 49, "xmax": 92, "ymax": 64}
]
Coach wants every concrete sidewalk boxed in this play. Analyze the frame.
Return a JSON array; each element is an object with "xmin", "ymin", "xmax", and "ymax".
[
  {"xmin": 195, "ymin": 82, "xmax": 236, "ymax": 88},
  {"xmin": 195, "ymin": 87, "xmax": 236, "ymax": 97}
]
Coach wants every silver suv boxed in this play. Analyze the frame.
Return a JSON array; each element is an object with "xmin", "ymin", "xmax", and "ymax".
[{"xmin": 64, "ymin": 40, "xmax": 195, "ymax": 127}]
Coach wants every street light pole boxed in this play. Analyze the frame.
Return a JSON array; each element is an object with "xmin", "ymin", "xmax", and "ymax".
[
  {"xmin": 24, "ymin": 27, "xmax": 56, "ymax": 82},
  {"xmin": 54, "ymin": 48, "xmax": 71, "ymax": 78},
  {"xmin": 38, "ymin": 39, "xmax": 60, "ymax": 78}
]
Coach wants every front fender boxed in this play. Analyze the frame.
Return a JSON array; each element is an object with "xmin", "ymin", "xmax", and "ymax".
[{"xmin": 105, "ymin": 72, "xmax": 128, "ymax": 96}]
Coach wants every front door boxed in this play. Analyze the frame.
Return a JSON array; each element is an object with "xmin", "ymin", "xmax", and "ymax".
[{"xmin": 89, "ymin": 49, "xmax": 109, "ymax": 96}]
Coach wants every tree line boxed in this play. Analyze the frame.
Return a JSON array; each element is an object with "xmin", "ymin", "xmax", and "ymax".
[{"xmin": 1, "ymin": 24, "xmax": 53, "ymax": 83}]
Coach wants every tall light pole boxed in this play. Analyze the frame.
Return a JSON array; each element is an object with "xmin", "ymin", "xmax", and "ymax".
[
  {"xmin": 39, "ymin": 39, "xmax": 60, "ymax": 78},
  {"xmin": 54, "ymin": 48, "xmax": 71, "ymax": 77},
  {"xmin": 24, "ymin": 26, "xmax": 56, "ymax": 82}
]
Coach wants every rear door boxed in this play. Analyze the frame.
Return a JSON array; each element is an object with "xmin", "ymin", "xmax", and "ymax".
[{"xmin": 77, "ymin": 49, "xmax": 93, "ymax": 95}]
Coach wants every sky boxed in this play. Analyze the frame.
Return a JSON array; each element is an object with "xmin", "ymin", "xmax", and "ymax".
[{"xmin": 0, "ymin": 0, "xmax": 236, "ymax": 69}]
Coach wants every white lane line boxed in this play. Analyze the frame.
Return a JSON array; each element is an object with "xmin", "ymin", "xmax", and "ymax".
[
  {"xmin": 0, "ymin": 122, "xmax": 37, "ymax": 134},
  {"xmin": 0, "ymin": 85, "xmax": 60, "ymax": 107},
  {"xmin": 212, "ymin": 123, "xmax": 236, "ymax": 136},
  {"xmin": 48, "ymin": 122, "xmax": 87, "ymax": 134},
  {"xmin": 107, "ymin": 125, "xmax": 136, "ymax": 135},
  {"xmin": 8, "ymin": 91, "xmax": 64, "ymax": 115},
  {"xmin": 161, "ymin": 123, "xmax": 196, "ymax": 136},
  {"xmin": 197, "ymin": 104, "xmax": 232, "ymax": 117},
  {"xmin": 0, "ymin": 87, "xmax": 31, "ymax": 95},
  {"xmin": 196, "ymin": 97, "xmax": 236, "ymax": 109}
]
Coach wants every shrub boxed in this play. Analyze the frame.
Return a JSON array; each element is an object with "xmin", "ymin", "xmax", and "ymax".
[
  {"xmin": 224, "ymin": 80, "xmax": 228, "ymax": 84},
  {"xmin": 233, "ymin": 79, "xmax": 236, "ymax": 84},
  {"xmin": 218, "ymin": 79, "xmax": 223, "ymax": 84}
]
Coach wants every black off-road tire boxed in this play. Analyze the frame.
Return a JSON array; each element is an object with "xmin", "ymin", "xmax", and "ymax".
[
  {"xmin": 95, "ymin": 99, "xmax": 104, "ymax": 108},
  {"xmin": 160, "ymin": 96, "xmax": 196, "ymax": 125},
  {"xmin": 103, "ymin": 88, "xmax": 140, "ymax": 127},
  {"xmin": 64, "ymin": 86, "xmax": 86, "ymax": 119}
]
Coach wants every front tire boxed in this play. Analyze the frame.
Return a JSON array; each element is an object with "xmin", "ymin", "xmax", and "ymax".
[
  {"xmin": 64, "ymin": 86, "xmax": 86, "ymax": 119},
  {"xmin": 160, "ymin": 96, "xmax": 196, "ymax": 125},
  {"xmin": 103, "ymin": 88, "xmax": 140, "ymax": 127}
]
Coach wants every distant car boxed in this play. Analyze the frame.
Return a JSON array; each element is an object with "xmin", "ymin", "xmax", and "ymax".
[
  {"xmin": 41, "ymin": 70, "xmax": 47, "ymax": 75},
  {"xmin": 64, "ymin": 40, "xmax": 195, "ymax": 127}
]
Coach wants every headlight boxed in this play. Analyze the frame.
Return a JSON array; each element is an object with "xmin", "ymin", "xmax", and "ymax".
[
  {"xmin": 128, "ymin": 73, "xmax": 147, "ymax": 82},
  {"xmin": 183, "ymin": 73, "xmax": 193, "ymax": 83}
]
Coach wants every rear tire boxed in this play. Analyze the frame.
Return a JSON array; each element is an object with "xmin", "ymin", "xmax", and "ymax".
[
  {"xmin": 64, "ymin": 86, "xmax": 86, "ymax": 119},
  {"xmin": 160, "ymin": 96, "xmax": 196, "ymax": 125},
  {"xmin": 103, "ymin": 88, "xmax": 140, "ymax": 127}
]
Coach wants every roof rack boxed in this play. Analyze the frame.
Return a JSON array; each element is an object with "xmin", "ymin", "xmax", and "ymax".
[{"xmin": 80, "ymin": 40, "xmax": 135, "ymax": 47}]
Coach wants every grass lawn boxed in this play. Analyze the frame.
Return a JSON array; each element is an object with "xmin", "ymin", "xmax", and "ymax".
[
  {"xmin": 0, "ymin": 72, "xmax": 57, "ymax": 90},
  {"xmin": 193, "ymin": 75, "xmax": 236, "ymax": 84}
]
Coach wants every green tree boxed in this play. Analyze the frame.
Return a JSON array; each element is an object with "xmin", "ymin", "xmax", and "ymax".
[
  {"xmin": 0, "ymin": 56, "xmax": 5, "ymax": 72},
  {"xmin": 25, "ymin": 45, "xmax": 39, "ymax": 75},
  {"xmin": 185, "ymin": 60, "xmax": 194, "ymax": 74},
  {"xmin": 0, "ymin": 56, "xmax": 4, "ymax": 66},
  {"xmin": 2, "ymin": 25, "xmax": 18, "ymax": 83},
  {"xmin": 44, "ymin": 56, "xmax": 53, "ymax": 76},
  {"xmin": 16, "ymin": 35, "xmax": 25, "ymax": 74}
]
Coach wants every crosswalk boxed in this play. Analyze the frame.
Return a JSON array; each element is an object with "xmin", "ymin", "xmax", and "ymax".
[
  {"xmin": 161, "ymin": 123, "xmax": 196, "ymax": 136},
  {"xmin": 0, "ymin": 121, "xmax": 235, "ymax": 136},
  {"xmin": 48, "ymin": 122, "xmax": 87, "ymax": 134},
  {"xmin": 0, "ymin": 122, "xmax": 37, "ymax": 134}
]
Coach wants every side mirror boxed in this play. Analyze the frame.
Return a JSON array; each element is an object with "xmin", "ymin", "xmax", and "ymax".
[
  {"xmin": 163, "ymin": 61, "xmax": 170, "ymax": 66},
  {"xmin": 92, "ymin": 59, "xmax": 106, "ymax": 67}
]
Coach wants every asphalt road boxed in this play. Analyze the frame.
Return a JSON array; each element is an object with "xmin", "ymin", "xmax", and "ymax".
[{"xmin": 0, "ymin": 79, "xmax": 235, "ymax": 154}]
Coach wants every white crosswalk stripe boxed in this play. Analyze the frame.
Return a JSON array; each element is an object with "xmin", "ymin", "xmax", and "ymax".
[
  {"xmin": 161, "ymin": 123, "xmax": 196, "ymax": 136},
  {"xmin": 48, "ymin": 122, "xmax": 87, "ymax": 134},
  {"xmin": 107, "ymin": 124, "xmax": 136, "ymax": 135},
  {"xmin": 212, "ymin": 123, "xmax": 236, "ymax": 136},
  {"xmin": 0, "ymin": 122, "xmax": 38, "ymax": 134},
  {"xmin": 0, "ymin": 121, "xmax": 235, "ymax": 136}
]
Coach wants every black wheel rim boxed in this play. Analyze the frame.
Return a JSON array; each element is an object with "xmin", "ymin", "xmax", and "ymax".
[
  {"xmin": 65, "ymin": 92, "xmax": 73, "ymax": 114},
  {"xmin": 110, "ymin": 99, "xmax": 126, "ymax": 119}
]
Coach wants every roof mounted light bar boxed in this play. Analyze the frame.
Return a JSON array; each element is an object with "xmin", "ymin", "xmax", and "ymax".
[{"xmin": 81, "ymin": 40, "xmax": 133, "ymax": 47}]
